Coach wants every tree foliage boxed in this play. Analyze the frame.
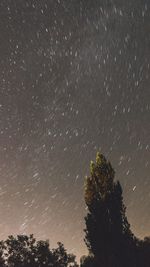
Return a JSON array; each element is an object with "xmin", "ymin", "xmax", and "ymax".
[
  {"xmin": 0, "ymin": 235, "xmax": 78, "ymax": 267},
  {"xmin": 84, "ymin": 152, "xmax": 136, "ymax": 267}
]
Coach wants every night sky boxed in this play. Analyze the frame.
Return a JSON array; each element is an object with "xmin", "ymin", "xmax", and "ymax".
[{"xmin": 0, "ymin": 0, "xmax": 150, "ymax": 261}]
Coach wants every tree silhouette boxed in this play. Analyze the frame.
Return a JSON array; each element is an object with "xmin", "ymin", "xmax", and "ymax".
[
  {"xmin": 80, "ymin": 255, "xmax": 95, "ymax": 267},
  {"xmin": 2, "ymin": 234, "xmax": 52, "ymax": 267},
  {"xmin": 52, "ymin": 242, "xmax": 78, "ymax": 267},
  {"xmin": 84, "ymin": 152, "xmax": 136, "ymax": 267},
  {"xmin": 0, "ymin": 241, "xmax": 5, "ymax": 267},
  {"xmin": 136, "ymin": 236, "xmax": 150, "ymax": 267},
  {"xmin": 0, "ymin": 235, "xmax": 78, "ymax": 267}
]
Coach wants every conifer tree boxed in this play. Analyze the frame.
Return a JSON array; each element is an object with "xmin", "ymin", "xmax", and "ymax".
[{"xmin": 84, "ymin": 153, "xmax": 135, "ymax": 267}]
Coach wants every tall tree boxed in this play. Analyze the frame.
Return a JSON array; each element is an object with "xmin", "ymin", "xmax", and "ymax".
[{"xmin": 84, "ymin": 152, "xmax": 135, "ymax": 267}]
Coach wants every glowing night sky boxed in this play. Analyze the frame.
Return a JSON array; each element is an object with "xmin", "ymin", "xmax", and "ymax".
[{"xmin": 0, "ymin": 0, "xmax": 150, "ymax": 261}]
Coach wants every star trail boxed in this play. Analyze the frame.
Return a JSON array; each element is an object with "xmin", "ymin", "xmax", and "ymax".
[{"xmin": 0, "ymin": 0, "xmax": 149, "ymax": 260}]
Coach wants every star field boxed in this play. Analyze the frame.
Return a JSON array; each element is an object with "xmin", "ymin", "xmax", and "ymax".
[{"xmin": 0, "ymin": 0, "xmax": 150, "ymax": 260}]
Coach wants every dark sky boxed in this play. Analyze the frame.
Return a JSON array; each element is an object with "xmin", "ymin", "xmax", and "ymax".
[{"xmin": 0, "ymin": 0, "xmax": 150, "ymax": 260}]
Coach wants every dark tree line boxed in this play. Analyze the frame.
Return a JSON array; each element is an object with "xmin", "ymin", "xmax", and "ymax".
[
  {"xmin": 0, "ymin": 235, "xmax": 78, "ymax": 267},
  {"xmin": 82, "ymin": 153, "xmax": 150, "ymax": 267},
  {"xmin": 0, "ymin": 152, "xmax": 149, "ymax": 267}
]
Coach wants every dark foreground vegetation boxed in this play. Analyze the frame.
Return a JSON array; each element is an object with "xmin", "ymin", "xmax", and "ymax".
[
  {"xmin": 0, "ymin": 153, "xmax": 149, "ymax": 267},
  {"xmin": 82, "ymin": 153, "xmax": 150, "ymax": 267},
  {"xmin": 0, "ymin": 235, "xmax": 78, "ymax": 267}
]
